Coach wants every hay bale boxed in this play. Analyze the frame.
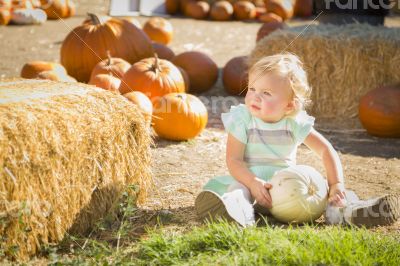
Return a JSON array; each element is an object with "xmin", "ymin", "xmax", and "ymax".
[
  {"xmin": 0, "ymin": 79, "xmax": 152, "ymax": 260},
  {"xmin": 249, "ymin": 24, "xmax": 400, "ymax": 119}
]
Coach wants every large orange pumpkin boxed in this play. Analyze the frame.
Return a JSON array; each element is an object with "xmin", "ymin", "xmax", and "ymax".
[
  {"xmin": 119, "ymin": 55, "xmax": 185, "ymax": 102},
  {"xmin": 223, "ymin": 56, "xmax": 248, "ymax": 96},
  {"xmin": 172, "ymin": 51, "xmax": 218, "ymax": 93},
  {"xmin": 60, "ymin": 13, "xmax": 153, "ymax": 83},
  {"xmin": 210, "ymin": 1, "xmax": 233, "ymax": 21},
  {"xmin": 0, "ymin": 8, "xmax": 10, "ymax": 25},
  {"xmin": 88, "ymin": 74, "xmax": 121, "ymax": 93},
  {"xmin": 152, "ymin": 93, "xmax": 208, "ymax": 141},
  {"xmin": 123, "ymin": 91, "xmax": 153, "ymax": 125},
  {"xmin": 358, "ymin": 85, "xmax": 400, "ymax": 138},
  {"xmin": 265, "ymin": 0, "xmax": 294, "ymax": 20},
  {"xmin": 21, "ymin": 61, "xmax": 67, "ymax": 79},
  {"xmin": 256, "ymin": 21, "xmax": 285, "ymax": 42},
  {"xmin": 152, "ymin": 42, "xmax": 175, "ymax": 61},
  {"xmin": 90, "ymin": 52, "xmax": 131, "ymax": 80},
  {"xmin": 143, "ymin": 17, "xmax": 173, "ymax": 45},
  {"xmin": 185, "ymin": 1, "xmax": 210, "ymax": 19},
  {"xmin": 177, "ymin": 66, "xmax": 190, "ymax": 92},
  {"xmin": 233, "ymin": 1, "xmax": 256, "ymax": 20}
]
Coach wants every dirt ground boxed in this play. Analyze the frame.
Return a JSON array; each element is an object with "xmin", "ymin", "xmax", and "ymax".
[{"xmin": 1, "ymin": 0, "xmax": 399, "ymax": 239}]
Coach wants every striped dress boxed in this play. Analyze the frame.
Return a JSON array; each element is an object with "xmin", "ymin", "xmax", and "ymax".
[{"xmin": 203, "ymin": 104, "xmax": 315, "ymax": 196}]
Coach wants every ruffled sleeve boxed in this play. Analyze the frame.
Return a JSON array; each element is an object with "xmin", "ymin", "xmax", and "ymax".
[
  {"xmin": 221, "ymin": 104, "xmax": 250, "ymax": 144},
  {"xmin": 291, "ymin": 110, "xmax": 315, "ymax": 144}
]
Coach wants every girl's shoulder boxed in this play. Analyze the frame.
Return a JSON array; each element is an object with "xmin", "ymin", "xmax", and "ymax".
[
  {"xmin": 221, "ymin": 104, "xmax": 251, "ymax": 144},
  {"xmin": 286, "ymin": 110, "xmax": 315, "ymax": 143}
]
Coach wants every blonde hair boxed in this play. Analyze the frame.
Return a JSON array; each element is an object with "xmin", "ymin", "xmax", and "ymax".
[{"xmin": 248, "ymin": 53, "xmax": 312, "ymax": 115}]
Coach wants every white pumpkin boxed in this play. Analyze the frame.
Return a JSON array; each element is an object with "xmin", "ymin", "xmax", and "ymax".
[
  {"xmin": 269, "ymin": 165, "xmax": 328, "ymax": 223},
  {"xmin": 11, "ymin": 8, "xmax": 47, "ymax": 25}
]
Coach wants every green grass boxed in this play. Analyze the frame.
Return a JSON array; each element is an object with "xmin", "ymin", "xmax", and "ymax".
[
  {"xmin": 40, "ymin": 221, "xmax": 400, "ymax": 266},
  {"xmin": 135, "ymin": 222, "xmax": 400, "ymax": 266}
]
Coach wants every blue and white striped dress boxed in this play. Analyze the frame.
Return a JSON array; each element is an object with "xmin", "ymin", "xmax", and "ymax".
[{"xmin": 203, "ymin": 104, "xmax": 315, "ymax": 196}]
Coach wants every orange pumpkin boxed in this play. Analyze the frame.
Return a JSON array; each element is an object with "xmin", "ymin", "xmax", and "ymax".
[
  {"xmin": 152, "ymin": 93, "xmax": 208, "ymax": 141},
  {"xmin": 223, "ymin": 56, "xmax": 248, "ymax": 96},
  {"xmin": 88, "ymin": 74, "xmax": 121, "ymax": 93},
  {"xmin": 143, "ymin": 17, "xmax": 173, "ymax": 45},
  {"xmin": 90, "ymin": 52, "xmax": 131, "ymax": 80},
  {"xmin": 177, "ymin": 66, "xmax": 190, "ymax": 92},
  {"xmin": 165, "ymin": 0, "xmax": 180, "ymax": 14},
  {"xmin": 172, "ymin": 51, "xmax": 218, "ymax": 93},
  {"xmin": 233, "ymin": 1, "xmax": 256, "ymax": 20},
  {"xmin": 40, "ymin": 0, "xmax": 74, "ymax": 19},
  {"xmin": 21, "ymin": 61, "xmax": 67, "ymax": 79},
  {"xmin": 11, "ymin": 0, "xmax": 33, "ymax": 9},
  {"xmin": 119, "ymin": 55, "xmax": 185, "ymax": 102},
  {"xmin": 255, "ymin": 6, "xmax": 267, "ymax": 18},
  {"xmin": 152, "ymin": 42, "xmax": 175, "ymax": 61},
  {"xmin": 0, "ymin": 8, "xmax": 10, "ymax": 25},
  {"xmin": 210, "ymin": 1, "xmax": 233, "ymax": 21},
  {"xmin": 61, "ymin": 13, "xmax": 153, "ymax": 83},
  {"xmin": 123, "ymin": 91, "xmax": 153, "ymax": 124},
  {"xmin": 294, "ymin": 0, "xmax": 313, "ymax": 17},
  {"xmin": 258, "ymin": 12, "xmax": 283, "ymax": 23},
  {"xmin": 265, "ymin": 0, "xmax": 294, "ymax": 20},
  {"xmin": 256, "ymin": 21, "xmax": 285, "ymax": 42},
  {"xmin": 185, "ymin": 1, "xmax": 210, "ymax": 19},
  {"xmin": 36, "ymin": 70, "xmax": 76, "ymax": 82},
  {"xmin": 358, "ymin": 85, "xmax": 400, "ymax": 138}
]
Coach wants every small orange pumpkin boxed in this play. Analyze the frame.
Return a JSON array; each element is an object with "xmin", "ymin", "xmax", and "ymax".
[
  {"xmin": 223, "ymin": 56, "xmax": 248, "ymax": 96},
  {"xmin": 143, "ymin": 17, "xmax": 173, "ymax": 45},
  {"xmin": 265, "ymin": 0, "xmax": 294, "ymax": 20},
  {"xmin": 233, "ymin": 1, "xmax": 256, "ymax": 20},
  {"xmin": 0, "ymin": 8, "xmax": 11, "ymax": 25},
  {"xmin": 258, "ymin": 12, "xmax": 283, "ymax": 23},
  {"xmin": 172, "ymin": 51, "xmax": 218, "ymax": 93},
  {"xmin": 210, "ymin": 1, "xmax": 233, "ymax": 21},
  {"xmin": 21, "ymin": 61, "xmax": 67, "ymax": 79},
  {"xmin": 123, "ymin": 91, "xmax": 153, "ymax": 125},
  {"xmin": 358, "ymin": 85, "xmax": 400, "ymax": 138},
  {"xmin": 61, "ymin": 13, "xmax": 153, "ymax": 83},
  {"xmin": 185, "ymin": 1, "xmax": 210, "ymax": 20},
  {"xmin": 256, "ymin": 21, "xmax": 285, "ymax": 42},
  {"xmin": 88, "ymin": 74, "xmax": 121, "ymax": 93},
  {"xmin": 90, "ymin": 52, "xmax": 131, "ymax": 80},
  {"xmin": 119, "ymin": 55, "xmax": 185, "ymax": 102},
  {"xmin": 40, "ymin": 0, "xmax": 74, "ymax": 19},
  {"xmin": 36, "ymin": 70, "xmax": 76, "ymax": 82},
  {"xmin": 152, "ymin": 93, "xmax": 208, "ymax": 141},
  {"xmin": 152, "ymin": 42, "xmax": 175, "ymax": 61}
]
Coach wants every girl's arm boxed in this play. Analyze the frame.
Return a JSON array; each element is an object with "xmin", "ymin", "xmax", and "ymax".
[
  {"xmin": 226, "ymin": 134, "xmax": 273, "ymax": 208},
  {"xmin": 303, "ymin": 128, "xmax": 346, "ymax": 206}
]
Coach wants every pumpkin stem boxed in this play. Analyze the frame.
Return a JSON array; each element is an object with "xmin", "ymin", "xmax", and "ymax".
[
  {"xmin": 87, "ymin": 13, "xmax": 101, "ymax": 25},
  {"xmin": 151, "ymin": 53, "xmax": 161, "ymax": 74},
  {"xmin": 106, "ymin": 50, "xmax": 112, "ymax": 66}
]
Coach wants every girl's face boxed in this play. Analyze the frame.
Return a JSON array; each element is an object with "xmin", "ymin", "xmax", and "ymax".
[{"xmin": 245, "ymin": 71, "xmax": 295, "ymax": 123}]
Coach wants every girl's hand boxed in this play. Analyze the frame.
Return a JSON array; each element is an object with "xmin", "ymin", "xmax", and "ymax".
[
  {"xmin": 249, "ymin": 178, "xmax": 273, "ymax": 209},
  {"xmin": 328, "ymin": 183, "xmax": 346, "ymax": 207}
]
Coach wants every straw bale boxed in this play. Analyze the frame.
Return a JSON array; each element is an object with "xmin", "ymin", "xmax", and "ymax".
[
  {"xmin": 0, "ymin": 79, "xmax": 152, "ymax": 260},
  {"xmin": 249, "ymin": 24, "xmax": 400, "ymax": 119}
]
